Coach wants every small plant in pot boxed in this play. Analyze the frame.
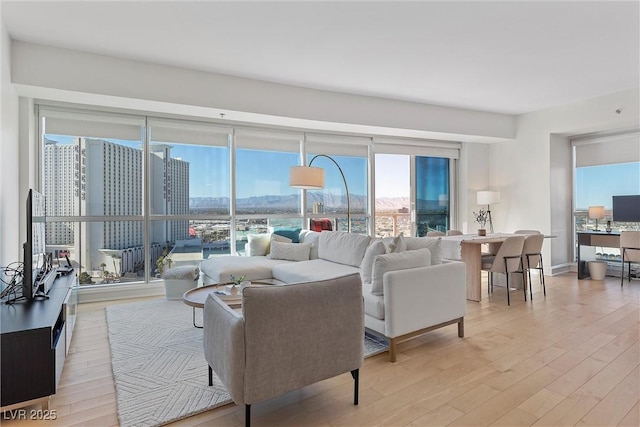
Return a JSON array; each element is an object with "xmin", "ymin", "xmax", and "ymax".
[
  {"xmin": 473, "ymin": 209, "xmax": 488, "ymax": 236},
  {"xmin": 229, "ymin": 274, "xmax": 246, "ymax": 295}
]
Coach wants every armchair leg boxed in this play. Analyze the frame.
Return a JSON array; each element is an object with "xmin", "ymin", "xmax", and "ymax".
[
  {"xmin": 351, "ymin": 369, "xmax": 359, "ymax": 405},
  {"xmin": 208, "ymin": 365, "xmax": 213, "ymax": 387},
  {"xmin": 458, "ymin": 317, "xmax": 465, "ymax": 338},
  {"xmin": 245, "ymin": 404, "xmax": 251, "ymax": 427}
]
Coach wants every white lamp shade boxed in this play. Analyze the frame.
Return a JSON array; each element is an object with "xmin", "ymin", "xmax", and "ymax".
[
  {"xmin": 477, "ymin": 191, "xmax": 501, "ymax": 205},
  {"xmin": 588, "ymin": 205, "xmax": 605, "ymax": 220},
  {"xmin": 289, "ymin": 166, "xmax": 325, "ymax": 189}
]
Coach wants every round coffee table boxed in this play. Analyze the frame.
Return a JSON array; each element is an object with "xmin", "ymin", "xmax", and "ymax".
[{"xmin": 183, "ymin": 280, "xmax": 276, "ymax": 328}]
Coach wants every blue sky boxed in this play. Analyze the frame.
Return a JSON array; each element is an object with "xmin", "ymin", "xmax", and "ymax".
[
  {"xmin": 575, "ymin": 162, "xmax": 640, "ymax": 209},
  {"xmin": 47, "ymin": 135, "xmax": 639, "ymax": 204},
  {"xmin": 46, "ymin": 135, "xmax": 368, "ymax": 198}
]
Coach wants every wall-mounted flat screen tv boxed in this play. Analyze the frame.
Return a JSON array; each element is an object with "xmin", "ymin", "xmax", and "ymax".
[{"xmin": 612, "ymin": 195, "xmax": 640, "ymax": 222}]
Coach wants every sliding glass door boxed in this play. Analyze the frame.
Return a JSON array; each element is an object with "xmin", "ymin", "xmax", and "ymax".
[{"xmin": 374, "ymin": 153, "xmax": 453, "ymax": 237}]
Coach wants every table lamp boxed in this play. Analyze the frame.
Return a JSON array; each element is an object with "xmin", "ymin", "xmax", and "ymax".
[
  {"xmin": 477, "ymin": 191, "xmax": 501, "ymax": 233},
  {"xmin": 588, "ymin": 206, "xmax": 605, "ymax": 231}
]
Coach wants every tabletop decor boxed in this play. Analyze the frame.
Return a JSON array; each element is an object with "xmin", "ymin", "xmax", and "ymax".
[{"xmin": 473, "ymin": 208, "xmax": 488, "ymax": 236}]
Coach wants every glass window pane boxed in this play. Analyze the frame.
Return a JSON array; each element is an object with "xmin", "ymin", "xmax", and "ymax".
[
  {"xmin": 149, "ymin": 137, "xmax": 230, "ymax": 215},
  {"xmin": 574, "ymin": 162, "xmax": 640, "ymax": 232},
  {"xmin": 416, "ymin": 157, "xmax": 450, "ymax": 236},
  {"xmin": 306, "ymin": 153, "xmax": 367, "ymax": 233},
  {"xmin": 44, "ymin": 136, "xmax": 79, "ymax": 217},
  {"xmin": 374, "ymin": 154, "xmax": 410, "ymax": 237},
  {"xmin": 236, "ymin": 148, "xmax": 300, "ymax": 215},
  {"xmin": 82, "ymin": 138, "xmax": 143, "ymax": 216}
]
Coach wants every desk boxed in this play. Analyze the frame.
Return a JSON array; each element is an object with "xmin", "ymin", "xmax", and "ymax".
[{"xmin": 576, "ymin": 231, "xmax": 620, "ymax": 279}]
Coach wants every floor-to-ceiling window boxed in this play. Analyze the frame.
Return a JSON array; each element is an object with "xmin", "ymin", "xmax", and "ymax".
[
  {"xmin": 572, "ymin": 131, "xmax": 640, "ymax": 265},
  {"xmin": 373, "ymin": 140, "xmax": 458, "ymax": 237},
  {"xmin": 304, "ymin": 134, "xmax": 369, "ymax": 233},
  {"xmin": 235, "ymin": 129, "xmax": 303, "ymax": 253},
  {"xmin": 38, "ymin": 104, "xmax": 462, "ymax": 288},
  {"xmin": 415, "ymin": 156, "xmax": 450, "ymax": 236},
  {"xmin": 148, "ymin": 118, "xmax": 231, "ymax": 280},
  {"xmin": 41, "ymin": 107, "xmax": 146, "ymax": 285},
  {"xmin": 374, "ymin": 154, "xmax": 411, "ymax": 237}
]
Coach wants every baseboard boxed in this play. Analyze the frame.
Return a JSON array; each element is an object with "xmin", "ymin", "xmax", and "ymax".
[
  {"xmin": 551, "ymin": 263, "xmax": 573, "ymax": 276},
  {"xmin": 79, "ymin": 281, "xmax": 165, "ymax": 303}
]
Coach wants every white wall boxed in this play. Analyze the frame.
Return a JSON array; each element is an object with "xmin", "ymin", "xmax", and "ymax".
[
  {"xmin": 490, "ymin": 88, "xmax": 640, "ymax": 271},
  {"xmin": 0, "ymin": 15, "xmax": 20, "ymax": 267},
  {"xmin": 11, "ymin": 41, "xmax": 515, "ymax": 143},
  {"xmin": 459, "ymin": 142, "xmax": 490, "ymax": 234}
]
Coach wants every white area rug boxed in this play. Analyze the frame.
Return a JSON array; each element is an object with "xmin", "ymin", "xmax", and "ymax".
[{"xmin": 106, "ymin": 298, "xmax": 387, "ymax": 427}]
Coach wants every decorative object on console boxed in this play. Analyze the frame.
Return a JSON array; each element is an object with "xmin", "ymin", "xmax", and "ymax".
[
  {"xmin": 290, "ymin": 148, "xmax": 351, "ymax": 232},
  {"xmin": 588, "ymin": 205, "xmax": 605, "ymax": 231},
  {"xmin": 477, "ymin": 190, "xmax": 501, "ymax": 233}
]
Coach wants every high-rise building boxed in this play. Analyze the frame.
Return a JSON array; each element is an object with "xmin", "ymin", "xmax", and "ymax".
[{"xmin": 44, "ymin": 138, "xmax": 190, "ymax": 274}]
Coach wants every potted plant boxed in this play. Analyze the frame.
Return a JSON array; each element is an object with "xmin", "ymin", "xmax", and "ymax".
[
  {"xmin": 156, "ymin": 250, "xmax": 174, "ymax": 277},
  {"xmin": 228, "ymin": 274, "xmax": 246, "ymax": 295},
  {"xmin": 473, "ymin": 209, "xmax": 488, "ymax": 236}
]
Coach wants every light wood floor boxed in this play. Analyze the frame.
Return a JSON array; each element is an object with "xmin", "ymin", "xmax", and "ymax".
[{"xmin": 2, "ymin": 273, "xmax": 638, "ymax": 427}]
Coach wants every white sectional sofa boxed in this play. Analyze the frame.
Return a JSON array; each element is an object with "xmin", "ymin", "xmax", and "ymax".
[{"xmin": 199, "ymin": 230, "xmax": 466, "ymax": 361}]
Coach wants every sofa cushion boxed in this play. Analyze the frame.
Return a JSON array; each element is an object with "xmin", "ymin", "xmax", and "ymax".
[
  {"xmin": 246, "ymin": 233, "xmax": 271, "ymax": 256},
  {"xmin": 273, "ymin": 227, "xmax": 301, "ymax": 243},
  {"xmin": 404, "ymin": 237, "xmax": 443, "ymax": 264},
  {"xmin": 272, "ymin": 259, "xmax": 360, "ymax": 283},
  {"xmin": 371, "ymin": 248, "xmax": 432, "ymax": 296},
  {"xmin": 267, "ymin": 241, "xmax": 312, "ymax": 261},
  {"xmin": 318, "ymin": 231, "xmax": 371, "ymax": 267},
  {"xmin": 362, "ymin": 282, "xmax": 385, "ymax": 320},
  {"xmin": 199, "ymin": 255, "xmax": 292, "ymax": 284},
  {"xmin": 299, "ymin": 230, "xmax": 321, "ymax": 259},
  {"xmin": 360, "ymin": 240, "xmax": 386, "ymax": 284}
]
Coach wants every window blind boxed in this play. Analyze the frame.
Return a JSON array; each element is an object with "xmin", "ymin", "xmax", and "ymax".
[
  {"xmin": 148, "ymin": 118, "xmax": 231, "ymax": 147},
  {"xmin": 305, "ymin": 134, "xmax": 370, "ymax": 157},
  {"xmin": 40, "ymin": 108, "xmax": 145, "ymax": 141},
  {"xmin": 373, "ymin": 137, "xmax": 460, "ymax": 159},
  {"xmin": 573, "ymin": 131, "xmax": 640, "ymax": 167},
  {"xmin": 235, "ymin": 128, "xmax": 302, "ymax": 152}
]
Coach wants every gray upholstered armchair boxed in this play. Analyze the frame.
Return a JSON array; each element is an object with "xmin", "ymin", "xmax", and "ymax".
[{"xmin": 203, "ymin": 273, "xmax": 364, "ymax": 427}]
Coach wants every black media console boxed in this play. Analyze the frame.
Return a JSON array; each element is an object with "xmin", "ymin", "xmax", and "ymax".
[{"xmin": 0, "ymin": 272, "xmax": 78, "ymax": 410}]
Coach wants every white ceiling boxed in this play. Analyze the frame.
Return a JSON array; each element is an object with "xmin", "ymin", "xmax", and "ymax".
[{"xmin": 2, "ymin": 1, "xmax": 639, "ymax": 115}]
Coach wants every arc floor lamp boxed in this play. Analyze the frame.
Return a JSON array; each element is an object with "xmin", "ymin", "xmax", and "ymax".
[{"xmin": 290, "ymin": 155, "xmax": 351, "ymax": 232}]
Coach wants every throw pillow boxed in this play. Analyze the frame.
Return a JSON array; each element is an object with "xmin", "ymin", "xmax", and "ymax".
[
  {"xmin": 360, "ymin": 240, "xmax": 386, "ymax": 284},
  {"xmin": 404, "ymin": 236, "xmax": 444, "ymax": 264},
  {"xmin": 246, "ymin": 233, "xmax": 271, "ymax": 256},
  {"xmin": 299, "ymin": 230, "xmax": 321, "ymax": 259},
  {"xmin": 317, "ymin": 231, "xmax": 371, "ymax": 267},
  {"xmin": 273, "ymin": 227, "xmax": 301, "ymax": 243},
  {"xmin": 388, "ymin": 234, "xmax": 407, "ymax": 253},
  {"xmin": 267, "ymin": 241, "xmax": 312, "ymax": 261},
  {"xmin": 271, "ymin": 233, "xmax": 293, "ymax": 244},
  {"xmin": 371, "ymin": 248, "xmax": 431, "ymax": 296}
]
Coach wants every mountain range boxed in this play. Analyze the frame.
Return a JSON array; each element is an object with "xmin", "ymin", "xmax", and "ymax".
[{"xmin": 189, "ymin": 195, "xmax": 412, "ymax": 211}]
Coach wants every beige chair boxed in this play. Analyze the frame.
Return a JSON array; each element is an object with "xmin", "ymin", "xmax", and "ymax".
[
  {"xmin": 514, "ymin": 229, "xmax": 541, "ymax": 234},
  {"xmin": 427, "ymin": 231, "xmax": 445, "ymax": 237},
  {"xmin": 620, "ymin": 231, "xmax": 640, "ymax": 286},
  {"xmin": 203, "ymin": 274, "xmax": 364, "ymax": 427},
  {"xmin": 447, "ymin": 230, "xmax": 463, "ymax": 236},
  {"xmin": 481, "ymin": 235, "xmax": 526, "ymax": 305},
  {"xmin": 521, "ymin": 233, "xmax": 545, "ymax": 299}
]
